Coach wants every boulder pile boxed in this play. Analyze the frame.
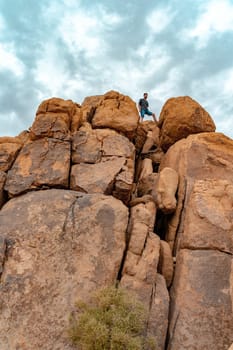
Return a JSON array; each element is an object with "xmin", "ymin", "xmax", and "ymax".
[{"xmin": 0, "ymin": 91, "xmax": 232, "ymax": 350}]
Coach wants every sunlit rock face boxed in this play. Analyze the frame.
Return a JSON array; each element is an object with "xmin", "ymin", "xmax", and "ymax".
[
  {"xmin": 0, "ymin": 92, "xmax": 232, "ymax": 350},
  {"xmin": 158, "ymin": 96, "xmax": 216, "ymax": 151},
  {"xmin": 91, "ymin": 90, "xmax": 139, "ymax": 140}
]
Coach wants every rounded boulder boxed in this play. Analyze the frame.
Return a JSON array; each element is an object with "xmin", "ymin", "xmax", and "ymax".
[{"xmin": 158, "ymin": 96, "xmax": 216, "ymax": 151}]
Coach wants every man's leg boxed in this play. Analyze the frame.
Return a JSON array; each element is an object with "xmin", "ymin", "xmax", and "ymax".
[
  {"xmin": 152, "ymin": 113, "xmax": 157, "ymax": 123},
  {"xmin": 140, "ymin": 109, "xmax": 145, "ymax": 122},
  {"xmin": 146, "ymin": 109, "xmax": 157, "ymax": 123}
]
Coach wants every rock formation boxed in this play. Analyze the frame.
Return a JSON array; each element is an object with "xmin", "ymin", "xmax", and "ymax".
[
  {"xmin": 158, "ymin": 96, "xmax": 216, "ymax": 151},
  {"xmin": 0, "ymin": 91, "xmax": 232, "ymax": 350}
]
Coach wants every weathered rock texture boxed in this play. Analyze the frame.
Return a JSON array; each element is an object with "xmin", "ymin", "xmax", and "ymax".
[
  {"xmin": 71, "ymin": 128, "xmax": 135, "ymax": 203},
  {"xmin": 0, "ymin": 171, "xmax": 6, "ymax": 208},
  {"xmin": 121, "ymin": 200, "xmax": 169, "ymax": 349},
  {"xmin": 5, "ymin": 138, "xmax": 71, "ymax": 197},
  {"xmin": 160, "ymin": 132, "xmax": 233, "ymax": 350},
  {"xmin": 158, "ymin": 96, "xmax": 216, "ymax": 151},
  {"xmin": 30, "ymin": 97, "xmax": 77, "ymax": 140},
  {"xmin": 154, "ymin": 167, "xmax": 179, "ymax": 214},
  {"xmin": 0, "ymin": 142, "xmax": 22, "ymax": 172},
  {"xmin": 168, "ymin": 249, "xmax": 233, "ymax": 350},
  {"xmin": 0, "ymin": 189, "xmax": 128, "ymax": 350},
  {"xmin": 160, "ymin": 132, "xmax": 233, "ymax": 252},
  {"xmin": 92, "ymin": 90, "xmax": 139, "ymax": 139},
  {"xmin": 0, "ymin": 92, "xmax": 232, "ymax": 350}
]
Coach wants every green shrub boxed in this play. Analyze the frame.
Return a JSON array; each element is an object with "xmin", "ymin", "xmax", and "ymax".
[{"xmin": 68, "ymin": 286, "xmax": 157, "ymax": 350}]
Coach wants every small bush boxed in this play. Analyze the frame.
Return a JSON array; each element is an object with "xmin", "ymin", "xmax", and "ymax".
[{"xmin": 68, "ymin": 286, "xmax": 157, "ymax": 350}]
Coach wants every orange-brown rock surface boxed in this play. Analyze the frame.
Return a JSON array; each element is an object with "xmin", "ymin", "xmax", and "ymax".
[
  {"xmin": 71, "ymin": 127, "xmax": 135, "ymax": 203},
  {"xmin": 92, "ymin": 90, "xmax": 139, "ymax": 139},
  {"xmin": 0, "ymin": 190, "xmax": 128, "ymax": 350},
  {"xmin": 0, "ymin": 142, "xmax": 22, "ymax": 172},
  {"xmin": 158, "ymin": 96, "xmax": 216, "ymax": 151},
  {"xmin": 30, "ymin": 97, "xmax": 77, "ymax": 140},
  {"xmin": 5, "ymin": 138, "xmax": 71, "ymax": 197},
  {"xmin": 0, "ymin": 92, "xmax": 232, "ymax": 350},
  {"xmin": 160, "ymin": 132, "xmax": 233, "ymax": 349},
  {"xmin": 160, "ymin": 132, "xmax": 233, "ymax": 251}
]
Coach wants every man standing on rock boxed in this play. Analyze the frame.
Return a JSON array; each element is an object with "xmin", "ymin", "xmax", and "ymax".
[{"xmin": 138, "ymin": 92, "xmax": 157, "ymax": 123}]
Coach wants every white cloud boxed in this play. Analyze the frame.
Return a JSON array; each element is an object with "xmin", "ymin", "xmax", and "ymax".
[
  {"xmin": 191, "ymin": 66, "xmax": 233, "ymax": 99},
  {"xmin": 153, "ymin": 67, "xmax": 182, "ymax": 100},
  {"xmin": 60, "ymin": 14, "xmax": 102, "ymax": 58},
  {"xmin": 0, "ymin": 42, "xmax": 25, "ymax": 77},
  {"xmin": 56, "ymin": 4, "xmax": 123, "ymax": 58},
  {"xmin": 190, "ymin": 66, "xmax": 233, "ymax": 138},
  {"xmin": 217, "ymin": 117, "xmax": 233, "ymax": 137},
  {"xmin": 0, "ymin": 111, "xmax": 25, "ymax": 136},
  {"xmin": 34, "ymin": 41, "xmax": 68, "ymax": 96},
  {"xmin": 222, "ymin": 67, "xmax": 233, "ymax": 96},
  {"xmin": 147, "ymin": 6, "xmax": 175, "ymax": 33},
  {"xmin": 91, "ymin": 43, "xmax": 171, "ymax": 103},
  {"xmin": 184, "ymin": 0, "xmax": 233, "ymax": 47}
]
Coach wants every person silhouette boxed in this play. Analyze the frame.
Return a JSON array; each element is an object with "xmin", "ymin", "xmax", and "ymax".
[{"xmin": 138, "ymin": 92, "xmax": 157, "ymax": 123}]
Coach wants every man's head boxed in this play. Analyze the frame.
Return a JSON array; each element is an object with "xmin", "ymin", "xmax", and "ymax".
[{"xmin": 143, "ymin": 92, "xmax": 148, "ymax": 99}]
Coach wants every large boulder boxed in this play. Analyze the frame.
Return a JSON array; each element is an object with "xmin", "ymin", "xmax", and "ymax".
[
  {"xmin": 81, "ymin": 95, "xmax": 103, "ymax": 124},
  {"xmin": 160, "ymin": 132, "xmax": 233, "ymax": 349},
  {"xmin": 70, "ymin": 157, "xmax": 126, "ymax": 194},
  {"xmin": 30, "ymin": 97, "xmax": 77, "ymax": 140},
  {"xmin": 5, "ymin": 138, "xmax": 71, "ymax": 197},
  {"xmin": 71, "ymin": 128, "xmax": 135, "ymax": 204},
  {"xmin": 168, "ymin": 249, "xmax": 233, "ymax": 350},
  {"xmin": 158, "ymin": 96, "xmax": 216, "ymax": 151},
  {"xmin": 0, "ymin": 189, "xmax": 128, "ymax": 350},
  {"xmin": 179, "ymin": 178, "xmax": 233, "ymax": 254},
  {"xmin": 160, "ymin": 132, "xmax": 233, "ymax": 251},
  {"xmin": 72, "ymin": 128, "xmax": 135, "ymax": 164},
  {"xmin": 72, "ymin": 128, "xmax": 102, "ymax": 164},
  {"xmin": 92, "ymin": 90, "xmax": 139, "ymax": 139}
]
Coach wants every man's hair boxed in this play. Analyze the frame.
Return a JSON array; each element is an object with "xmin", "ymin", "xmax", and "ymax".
[{"xmin": 143, "ymin": 92, "xmax": 148, "ymax": 96}]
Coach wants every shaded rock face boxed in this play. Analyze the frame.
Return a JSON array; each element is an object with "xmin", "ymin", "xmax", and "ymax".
[
  {"xmin": 121, "ymin": 200, "xmax": 169, "ymax": 349},
  {"xmin": 0, "ymin": 190, "xmax": 128, "ymax": 350},
  {"xmin": 0, "ymin": 171, "xmax": 6, "ymax": 208},
  {"xmin": 168, "ymin": 250, "xmax": 233, "ymax": 350},
  {"xmin": 160, "ymin": 132, "xmax": 233, "ymax": 252},
  {"xmin": 70, "ymin": 128, "xmax": 135, "ymax": 204},
  {"xmin": 160, "ymin": 132, "xmax": 233, "ymax": 350},
  {"xmin": 158, "ymin": 96, "xmax": 216, "ymax": 151},
  {"xmin": 0, "ymin": 92, "xmax": 233, "ymax": 350}
]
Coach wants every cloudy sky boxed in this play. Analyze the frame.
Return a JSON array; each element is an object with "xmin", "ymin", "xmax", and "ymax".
[{"xmin": 1, "ymin": 0, "xmax": 233, "ymax": 138}]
